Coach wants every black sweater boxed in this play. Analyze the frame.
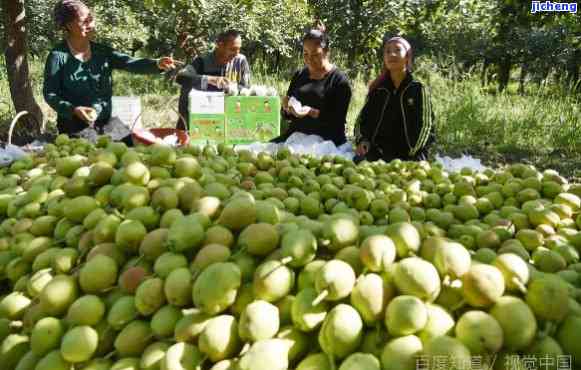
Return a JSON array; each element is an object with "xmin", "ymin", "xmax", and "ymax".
[
  {"xmin": 275, "ymin": 67, "xmax": 352, "ymax": 146},
  {"xmin": 355, "ymin": 72, "xmax": 435, "ymax": 161}
]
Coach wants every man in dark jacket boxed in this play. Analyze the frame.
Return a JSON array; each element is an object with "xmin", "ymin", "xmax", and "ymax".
[{"xmin": 175, "ymin": 29, "xmax": 251, "ymax": 130}]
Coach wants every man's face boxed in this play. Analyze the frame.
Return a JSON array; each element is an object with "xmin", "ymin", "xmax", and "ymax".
[{"xmin": 217, "ymin": 36, "xmax": 242, "ymax": 63}]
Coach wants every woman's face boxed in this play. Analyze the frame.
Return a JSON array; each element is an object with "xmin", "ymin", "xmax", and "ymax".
[
  {"xmin": 66, "ymin": 5, "xmax": 95, "ymax": 38},
  {"xmin": 303, "ymin": 39, "xmax": 327, "ymax": 72},
  {"xmin": 383, "ymin": 41, "xmax": 409, "ymax": 72}
]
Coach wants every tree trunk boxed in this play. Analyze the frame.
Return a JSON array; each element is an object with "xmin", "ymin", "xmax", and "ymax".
[
  {"xmin": 2, "ymin": 0, "xmax": 43, "ymax": 144},
  {"xmin": 518, "ymin": 64, "xmax": 527, "ymax": 95},
  {"xmin": 566, "ymin": 49, "xmax": 580, "ymax": 92},
  {"xmin": 347, "ymin": 46, "xmax": 359, "ymax": 76},
  {"xmin": 272, "ymin": 50, "xmax": 281, "ymax": 74},
  {"xmin": 346, "ymin": 0, "xmax": 361, "ymax": 77},
  {"xmin": 481, "ymin": 58, "xmax": 490, "ymax": 87},
  {"xmin": 497, "ymin": 57, "xmax": 512, "ymax": 93}
]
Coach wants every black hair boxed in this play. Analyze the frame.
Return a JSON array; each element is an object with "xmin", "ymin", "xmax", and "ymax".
[
  {"xmin": 216, "ymin": 29, "xmax": 242, "ymax": 43},
  {"xmin": 54, "ymin": 0, "xmax": 88, "ymax": 30},
  {"xmin": 302, "ymin": 21, "xmax": 329, "ymax": 51}
]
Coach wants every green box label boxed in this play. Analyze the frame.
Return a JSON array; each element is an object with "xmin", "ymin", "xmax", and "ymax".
[
  {"xmin": 225, "ymin": 96, "xmax": 281, "ymax": 144},
  {"xmin": 188, "ymin": 114, "xmax": 225, "ymax": 144},
  {"xmin": 188, "ymin": 95, "xmax": 281, "ymax": 144}
]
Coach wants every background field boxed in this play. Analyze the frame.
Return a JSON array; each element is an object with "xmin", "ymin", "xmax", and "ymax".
[{"xmin": 2, "ymin": 56, "xmax": 579, "ymax": 180}]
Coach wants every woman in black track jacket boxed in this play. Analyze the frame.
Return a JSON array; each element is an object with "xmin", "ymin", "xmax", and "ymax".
[{"xmin": 354, "ymin": 36, "xmax": 435, "ymax": 162}]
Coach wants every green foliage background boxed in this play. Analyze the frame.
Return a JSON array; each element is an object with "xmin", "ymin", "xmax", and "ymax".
[{"xmin": 1, "ymin": 0, "xmax": 578, "ymax": 86}]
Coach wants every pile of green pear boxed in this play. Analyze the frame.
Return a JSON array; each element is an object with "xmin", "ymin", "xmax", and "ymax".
[{"xmin": 0, "ymin": 133, "xmax": 580, "ymax": 370}]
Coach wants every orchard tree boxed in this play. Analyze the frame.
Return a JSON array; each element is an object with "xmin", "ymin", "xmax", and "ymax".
[
  {"xmin": 308, "ymin": 0, "xmax": 397, "ymax": 76},
  {"xmin": 143, "ymin": 0, "xmax": 311, "ymax": 71},
  {"xmin": 1, "ymin": 0, "xmax": 43, "ymax": 143}
]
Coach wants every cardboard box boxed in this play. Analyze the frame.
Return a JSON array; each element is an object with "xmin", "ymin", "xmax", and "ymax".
[
  {"xmin": 188, "ymin": 90, "xmax": 280, "ymax": 144},
  {"xmin": 111, "ymin": 96, "xmax": 142, "ymax": 129},
  {"xmin": 225, "ymin": 96, "xmax": 281, "ymax": 144},
  {"xmin": 189, "ymin": 90, "xmax": 226, "ymax": 144}
]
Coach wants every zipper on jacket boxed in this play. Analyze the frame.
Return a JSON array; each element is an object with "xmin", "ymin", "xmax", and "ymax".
[
  {"xmin": 371, "ymin": 88, "xmax": 391, "ymax": 146},
  {"xmin": 400, "ymin": 83, "xmax": 413, "ymax": 152}
]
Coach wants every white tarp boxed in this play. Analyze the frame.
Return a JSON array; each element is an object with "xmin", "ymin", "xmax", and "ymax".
[
  {"xmin": 435, "ymin": 153, "xmax": 488, "ymax": 173},
  {"xmin": 234, "ymin": 132, "xmax": 488, "ymax": 173},
  {"xmin": 235, "ymin": 132, "xmax": 355, "ymax": 160}
]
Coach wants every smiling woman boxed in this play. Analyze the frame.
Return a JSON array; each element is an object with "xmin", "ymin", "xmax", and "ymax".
[
  {"xmin": 43, "ymin": 0, "xmax": 176, "ymax": 139},
  {"xmin": 271, "ymin": 22, "xmax": 353, "ymax": 146},
  {"xmin": 354, "ymin": 36, "xmax": 436, "ymax": 163}
]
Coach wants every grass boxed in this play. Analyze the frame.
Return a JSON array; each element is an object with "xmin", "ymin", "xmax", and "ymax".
[{"xmin": 1, "ymin": 55, "xmax": 580, "ymax": 180}]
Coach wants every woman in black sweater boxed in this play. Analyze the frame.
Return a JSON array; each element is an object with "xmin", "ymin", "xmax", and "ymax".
[
  {"xmin": 272, "ymin": 25, "xmax": 352, "ymax": 146},
  {"xmin": 354, "ymin": 36, "xmax": 435, "ymax": 162}
]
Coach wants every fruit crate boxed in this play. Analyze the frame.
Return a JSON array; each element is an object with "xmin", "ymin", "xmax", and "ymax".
[
  {"xmin": 188, "ymin": 114, "xmax": 226, "ymax": 145},
  {"xmin": 188, "ymin": 90, "xmax": 226, "ymax": 145},
  {"xmin": 188, "ymin": 90, "xmax": 280, "ymax": 144},
  {"xmin": 224, "ymin": 96, "xmax": 281, "ymax": 144}
]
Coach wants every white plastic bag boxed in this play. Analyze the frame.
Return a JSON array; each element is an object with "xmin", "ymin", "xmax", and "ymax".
[
  {"xmin": 4, "ymin": 144, "xmax": 27, "ymax": 160},
  {"xmin": 288, "ymin": 97, "xmax": 311, "ymax": 116},
  {"xmin": 0, "ymin": 151, "xmax": 13, "ymax": 167},
  {"xmin": 76, "ymin": 127, "xmax": 99, "ymax": 143},
  {"xmin": 435, "ymin": 153, "xmax": 487, "ymax": 173},
  {"xmin": 103, "ymin": 117, "xmax": 132, "ymax": 141},
  {"xmin": 0, "ymin": 144, "xmax": 28, "ymax": 167},
  {"xmin": 234, "ymin": 133, "xmax": 355, "ymax": 160}
]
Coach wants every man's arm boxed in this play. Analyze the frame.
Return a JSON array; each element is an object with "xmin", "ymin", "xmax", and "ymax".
[
  {"xmin": 175, "ymin": 57, "xmax": 208, "ymax": 90},
  {"xmin": 108, "ymin": 47, "xmax": 160, "ymax": 74}
]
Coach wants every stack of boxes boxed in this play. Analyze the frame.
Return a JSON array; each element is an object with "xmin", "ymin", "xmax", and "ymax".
[{"xmin": 188, "ymin": 90, "xmax": 281, "ymax": 145}]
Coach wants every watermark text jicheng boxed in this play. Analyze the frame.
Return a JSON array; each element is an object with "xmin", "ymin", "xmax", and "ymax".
[{"xmin": 531, "ymin": 1, "xmax": 578, "ymax": 13}]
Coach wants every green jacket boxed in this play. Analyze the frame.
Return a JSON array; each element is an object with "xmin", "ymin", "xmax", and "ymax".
[{"xmin": 43, "ymin": 41, "xmax": 160, "ymax": 132}]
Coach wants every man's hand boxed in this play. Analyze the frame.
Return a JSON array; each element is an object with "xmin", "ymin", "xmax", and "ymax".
[
  {"xmin": 157, "ymin": 57, "xmax": 176, "ymax": 71},
  {"xmin": 208, "ymin": 76, "xmax": 231, "ymax": 89},
  {"xmin": 73, "ymin": 106, "xmax": 97, "ymax": 124},
  {"xmin": 356, "ymin": 141, "xmax": 370, "ymax": 156}
]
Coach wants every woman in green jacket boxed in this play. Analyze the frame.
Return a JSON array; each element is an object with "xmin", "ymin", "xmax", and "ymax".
[{"xmin": 43, "ymin": 0, "xmax": 175, "ymax": 137}]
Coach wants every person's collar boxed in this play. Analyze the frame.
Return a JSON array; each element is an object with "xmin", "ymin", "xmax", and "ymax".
[
  {"xmin": 213, "ymin": 49, "xmax": 231, "ymax": 66},
  {"xmin": 385, "ymin": 71, "xmax": 413, "ymax": 92}
]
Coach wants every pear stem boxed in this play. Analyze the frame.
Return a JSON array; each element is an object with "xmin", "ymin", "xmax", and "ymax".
[
  {"xmin": 228, "ymin": 245, "xmax": 248, "ymax": 260},
  {"xmin": 239, "ymin": 342, "xmax": 251, "ymax": 356},
  {"xmin": 192, "ymin": 269, "xmax": 201, "ymax": 282},
  {"xmin": 512, "ymin": 277, "xmax": 528, "ymax": 295},
  {"xmin": 196, "ymin": 355, "xmax": 208, "ymax": 370},
  {"xmin": 280, "ymin": 256, "xmax": 293, "ymax": 265},
  {"xmin": 312, "ymin": 289, "xmax": 329, "ymax": 307},
  {"xmin": 328, "ymin": 353, "xmax": 336, "ymax": 370},
  {"xmin": 442, "ymin": 275, "xmax": 451, "ymax": 286},
  {"xmin": 450, "ymin": 299, "xmax": 466, "ymax": 312}
]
